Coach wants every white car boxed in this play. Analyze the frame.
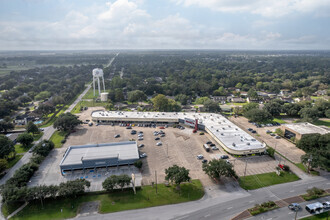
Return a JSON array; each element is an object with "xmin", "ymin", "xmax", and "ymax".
[
  {"xmin": 211, "ymin": 146, "xmax": 219, "ymax": 150},
  {"xmin": 156, "ymin": 142, "xmax": 162, "ymax": 146},
  {"xmin": 138, "ymin": 134, "xmax": 143, "ymax": 137},
  {"xmin": 138, "ymin": 137, "xmax": 144, "ymax": 141},
  {"xmin": 197, "ymin": 155, "xmax": 204, "ymax": 159},
  {"xmin": 140, "ymin": 153, "xmax": 147, "ymax": 158}
]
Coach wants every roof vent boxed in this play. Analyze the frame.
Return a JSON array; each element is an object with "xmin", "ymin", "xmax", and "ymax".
[
  {"xmin": 235, "ymin": 128, "xmax": 238, "ymax": 130},
  {"xmin": 232, "ymin": 143, "xmax": 236, "ymax": 147},
  {"xmin": 216, "ymin": 129, "xmax": 219, "ymax": 132},
  {"xmin": 221, "ymin": 133, "xmax": 224, "ymax": 135},
  {"xmin": 247, "ymin": 142, "xmax": 250, "ymax": 145}
]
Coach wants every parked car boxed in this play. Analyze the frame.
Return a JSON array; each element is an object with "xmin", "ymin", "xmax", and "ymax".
[
  {"xmin": 248, "ymin": 128, "xmax": 253, "ymax": 131},
  {"xmin": 156, "ymin": 142, "xmax": 162, "ymax": 146},
  {"xmin": 202, "ymin": 159, "xmax": 208, "ymax": 163},
  {"xmin": 39, "ymin": 128, "xmax": 45, "ymax": 131},
  {"xmin": 251, "ymin": 130, "xmax": 257, "ymax": 133},
  {"xmin": 138, "ymin": 144, "xmax": 144, "ymax": 148},
  {"xmin": 197, "ymin": 155, "xmax": 204, "ymax": 160},
  {"xmin": 210, "ymin": 143, "xmax": 216, "ymax": 147},
  {"xmin": 138, "ymin": 137, "xmax": 144, "ymax": 141},
  {"xmin": 160, "ymin": 134, "xmax": 165, "ymax": 137},
  {"xmin": 266, "ymin": 130, "xmax": 271, "ymax": 134},
  {"xmin": 131, "ymin": 130, "xmax": 137, "ymax": 135},
  {"xmin": 211, "ymin": 146, "xmax": 219, "ymax": 150},
  {"xmin": 114, "ymin": 134, "xmax": 120, "ymax": 138},
  {"xmin": 288, "ymin": 203, "xmax": 301, "ymax": 211},
  {"xmin": 206, "ymin": 141, "xmax": 212, "ymax": 144},
  {"xmin": 275, "ymin": 136, "xmax": 281, "ymax": 139},
  {"xmin": 155, "ymin": 137, "xmax": 160, "ymax": 140},
  {"xmin": 126, "ymin": 126, "xmax": 132, "ymax": 129},
  {"xmin": 220, "ymin": 155, "xmax": 229, "ymax": 159},
  {"xmin": 138, "ymin": 134, "xmax": 143, "ymax": 137},
  {"xmin": 322, "ymin": 201, "xmax": 330, "ymax": 209},
  {"xmin": 140, "ymin": 153, "xmax": 147, "ymax": 158},
  {"xmin": 270, "ymin": 133, "xmax": 276, "ymax": 136}
]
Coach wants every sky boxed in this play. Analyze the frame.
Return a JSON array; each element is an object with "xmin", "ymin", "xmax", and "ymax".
[{"xmin": 0, "ymin": 0, "xmax": 330, "ymax": 50}]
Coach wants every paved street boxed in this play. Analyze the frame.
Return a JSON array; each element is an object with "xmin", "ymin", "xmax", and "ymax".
[{"xmin": 72, "ymin": 174, "xmax": 330, "ymax": 220}]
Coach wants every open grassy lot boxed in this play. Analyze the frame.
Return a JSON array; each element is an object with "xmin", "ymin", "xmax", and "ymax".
[
  {"xmin": 312, "ymin": 119, "xmax": 330, "ymax": 127},
  {"xmin": 301, "ymin": 212, "xmax": 330, "ymax": 220},
  {"xmin": 32, "ymin": 132, "xmax": 43, "ymax": 141},
  {"xmin": 11, "ymin": 180, "xmax": 204, "ymax": 220},
  {"xmin": 273, "ymin": 118, "xmax": 287, "ymax": 124},
  {"xmin": 14, "ymin": 144, "xmax": 30, "ymax": 154},
  {"xmin": 239, "ymin": 172, "xmax": 300, "ymax": 190},
  {"xmin": 82, "ymin": 87, "xmax": 95, "ymax": 99},
  {"xmin": 49, "ymin": 131, "xmax": 67, "ymax": 148},
  {"xmin": 7, "ymin": 155, "xmax": 23, "ymax": 168}
]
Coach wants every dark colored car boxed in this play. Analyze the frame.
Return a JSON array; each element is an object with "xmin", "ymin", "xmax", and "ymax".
[
  {"xmin": 155, "ymin": 137, "xmax": 160, "ymax": 140},
  {"xmin": 210, "ymin": 143, "xmax": 216, "ymax": 147},
  {"xmin": 206, "ymin": 141, "xmax": 212, "ymax": 144},
  {"xmin": 220, "ymin": 155, "xmax": 229, "ymax": 159},
  {"xmin": 251, "ymin": 130, "xmax": 257, "ymax": 133},
  {"xmin": 202, "ymin": 159, "xmax": 208, "ymax": 163}
]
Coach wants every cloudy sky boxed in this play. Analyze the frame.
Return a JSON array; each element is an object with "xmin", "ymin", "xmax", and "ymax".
[{"xmin": 0, "ymin": 0, "xmax": 330, "ymax": 50}]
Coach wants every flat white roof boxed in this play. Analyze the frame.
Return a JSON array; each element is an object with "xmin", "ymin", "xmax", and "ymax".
[
  {"xmin": 284, "ymin": 122, "xmax": 330, "ymax": 135},
  {"xmin": 92, "ymin": 111, "xmax": 265, "ymax": 152},
  {"xmin": 60, "ymin": 141, "xmax": 139, "ymax": 166}
]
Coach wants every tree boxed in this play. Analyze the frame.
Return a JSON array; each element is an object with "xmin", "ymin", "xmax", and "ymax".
[
  {"xmin": 175, "ymin": 94, "xmax": 189, "ymax": 105},
  {"xmin": 263, "ymin": 100, "xmax": 282, "ymax": 117},
  {"xmin": 35, "ymin": 91, "xmax": 51, "ymax": 101},
  {"xmin": 0, "ymin": 135, "xmax": 14, "ymax": 159},
  {"xmin": 247, "ymin": 88, "xmax": 258, "ymax": 99},
  {"xmin": 117, "ymin": 174, "xmax": 131, "ymax": 191},
  {"xmin": 53, "ymin": 112, "xmax": 82, "ymax": 132},
  {"xmin": 127, "ymin": 90, "xmax": 147, "ymax": 103},
  {"xmin": 195, "ymin": 97, "xmax": 210, "ymax": 104},
  {"xmin": 58, "ymin": 179, "xmax": 90, "ymax": 198},
  {"xmin": 243, "ymin": 103, "xmax": 259, "ymax": 113},
  {"xmin": 299, "ymin": 107, "xmax": 319, "ymax": 122},
  {"xmin": 202, "ymin": 159, "xmax": 237, "ymax": 180},
  {"xmin": 17, "ymin": 133, "xmax": 34, "ymax": 147},
  {"xmin": 0, "ymin": 120, "xmax": 14, "ymax": 133},
  {"xmin": 26, "ymin": 121, "xmax": 39, "ymax": 135},
  {"xmin": 165, "ymin": 165, "xmax": 190, "ymax": 189},
  {"xmin": 102, "ymin": 175, "xmax": 119, "ymax": 192},
  {"xmin": 33, "ymin": 140, "xmax": 54, "ymax": 157},
  {"xmin": 203, "ymin": 100, "xmax": 220, "ymax": 112},
  {"xmin": 152, "ymin": 94, "xmax": 169, "ymax": 111},
  {"xmin": 0, "ymin": 159, "xmax": 8, "ymax": 173},
  {"xmin": 36, "ymin": 103, "xmax": 55, "ymax": 116},
  {"xmin": 244, "ymin": 109, "xmax": 273, "ymax": 123},
  {"xmin": 134, "ymin": 160, "xmax": 143, "ymax": 169}
]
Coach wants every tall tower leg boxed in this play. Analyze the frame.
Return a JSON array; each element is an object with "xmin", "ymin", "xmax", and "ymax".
[
  {"xmin": 97, "ymin": 77, "xmax": 101, "ymax": 95},
  {"xmin": 102, "ymin": 76, "xmax": 106, "ymax": 92},
  {"xmin": 93, "ymin": 77, "xmax": 96, "ymax": 96}
]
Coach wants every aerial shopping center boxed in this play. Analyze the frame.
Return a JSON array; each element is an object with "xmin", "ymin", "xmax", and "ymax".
[{"xmin": 91, "ymin": 111, "xmax": 266, "ymax": 156}]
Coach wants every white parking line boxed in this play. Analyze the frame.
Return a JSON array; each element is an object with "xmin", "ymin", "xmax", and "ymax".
[
  {"xmin": 204, "ymin": 214, "xmax": 211, "ymax": 218},
  {"xmin": 227, "ymin": 207, "xmax": 233, "ymax": 210}
]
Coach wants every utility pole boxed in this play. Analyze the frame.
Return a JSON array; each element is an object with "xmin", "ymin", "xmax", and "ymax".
[
  {"xmin": 308, "ymin": 155, "xmax": 313, "ymax": 174},
  {"xmin": 244, "ymin": 159, "xmax": 248, "ymax": 178},
  {"xmin": 155, "ymin": 170, "xmax": 158, "ymax": 194}
]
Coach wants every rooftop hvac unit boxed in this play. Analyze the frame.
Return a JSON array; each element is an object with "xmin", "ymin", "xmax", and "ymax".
[
  {"xmin": 247, "ymin": 143, "xmax": 250, "ymax": 145},
  {"xmin": 232, "ymin": 143, "xmax": 236, "ymax": 147}
]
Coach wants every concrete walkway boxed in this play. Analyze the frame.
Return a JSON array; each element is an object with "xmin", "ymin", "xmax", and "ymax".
[{"xmin": 6, "ymin": 202, "xmax": 28, "ymax": 219}]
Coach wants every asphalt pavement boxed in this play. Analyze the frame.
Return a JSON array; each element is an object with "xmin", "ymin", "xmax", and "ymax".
[{"xmin": 72, "ymin": 174, "xmax": 330, "ymax": 220}]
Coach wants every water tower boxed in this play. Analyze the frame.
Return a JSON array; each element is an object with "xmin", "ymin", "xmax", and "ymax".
[{"xmin": 92, "ymin": 68, "xmax": 105, "ymax": 96}]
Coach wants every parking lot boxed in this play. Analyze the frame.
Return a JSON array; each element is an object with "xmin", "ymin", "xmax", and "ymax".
[
  {"xmin": 229, "ymin": 116, "xmax": 305, "ymax": 164},
  {"xmin": 29, "ymin": 107, "xmax": 281, "ymax": 189}
]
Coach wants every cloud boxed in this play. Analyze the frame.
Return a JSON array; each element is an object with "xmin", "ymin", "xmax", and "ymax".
[{"xmin": 172, "ymin": 0, "xmax": 330, "ymax": 17}]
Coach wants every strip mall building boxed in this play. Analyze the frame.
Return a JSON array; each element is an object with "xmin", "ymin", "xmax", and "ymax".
[{"xmin": 91, "ymin": 111, "xmax": 266, "ymax": 155}]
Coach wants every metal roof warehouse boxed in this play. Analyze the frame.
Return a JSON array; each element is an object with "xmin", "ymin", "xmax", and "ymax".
[
  {"xmin": 59, "ymin": 141, "xmax": 139, "ymax": 174},
  {"xmin": 91, "ymin": 111, "xmax": 266, "ymax": 155}
]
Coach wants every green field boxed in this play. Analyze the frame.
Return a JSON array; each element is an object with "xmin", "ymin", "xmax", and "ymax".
[
  {"xmin": 239, "ymin": 172, "xmax": 300, "ymax": 190},
  {"xmin": 32, "ymin": 132, "xmax": 43, "ymax": 141},
  {"xmin": 14, "ymin": 144, "xmax": 30, "ymax": 154},
  {"xmin": 226, "ymin": 102, "xmax": 248, "ymax": 106},
  {"xmin": 82, "ymin": 87, "xmax": 96, "ymax": 99},
  {"xmin": 11, "ymin": 180, "xmax": 204, "ymax": 220},
  {"xmin": 7, "ymin": 155, "xmax": 23, "ymax": 168},
  {"xmin": 273, "ymin": 118, "xmax": 287, "ymax": 124},
  {"xmin": 49, "ymin": 131, "xmax": 67, "ymax": 148},
  {"xmin": 312, "ymin": 119, "xmax": 330, "ymax": 127}
]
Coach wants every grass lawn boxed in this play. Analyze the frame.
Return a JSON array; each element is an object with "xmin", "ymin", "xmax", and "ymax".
[
  {"xmin": 14, "ymin": 144, "xmax": 30, "ymax": 154},
  {"xmin": 295, "ymin": 163, "xmax": 319, "ymax": 176},
  {"xmin": 273, "ymin": 118, "xmax": 287, "ymax": 124},
  {"xmin": 11, "ymin": 180, "xmax": 204, "ymax": 220},
  {"xmin": 32, "ymin": 132, "xmax": 43, "ymax": 141},
  {"xmin": 239, "ymin": 172, "xmax": 300, "ymax": 190},
  {"xmin": 226, "ymin": 102, "xmax": 248, "ymax": 106},
  {"xmin": 82, "ymin": 87, "xmax": 95, "ymax": 99},
  {"xmin": 7, "ymin": 155, "xmax": 23, "ymax": 168},
  {"xmin": 49, "ymin": 131, "xmax": 67, "ymax": 148},
  {"xmin": 312, "ymin": 119, "xmax": 330, "ymax": 127},
  {"xmin": 301, "ymin": 212, "xmax": 330, "ymax": 220}
]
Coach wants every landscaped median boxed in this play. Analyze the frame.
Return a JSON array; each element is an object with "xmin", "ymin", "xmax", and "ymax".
[
  {"xmin": 8, "ymin": 180, "xmax": 204, "ymax": 220},
  {"xmin": 301, "ymin": 187, "xmax": 330, "ymax": 201},
  {"xmin": 248, "ymin": 201, "xmax": 279, "ymax": 216},
  {"xmin": 239, "ymin": 171, "xmax": 300, "ymax": 190}
]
